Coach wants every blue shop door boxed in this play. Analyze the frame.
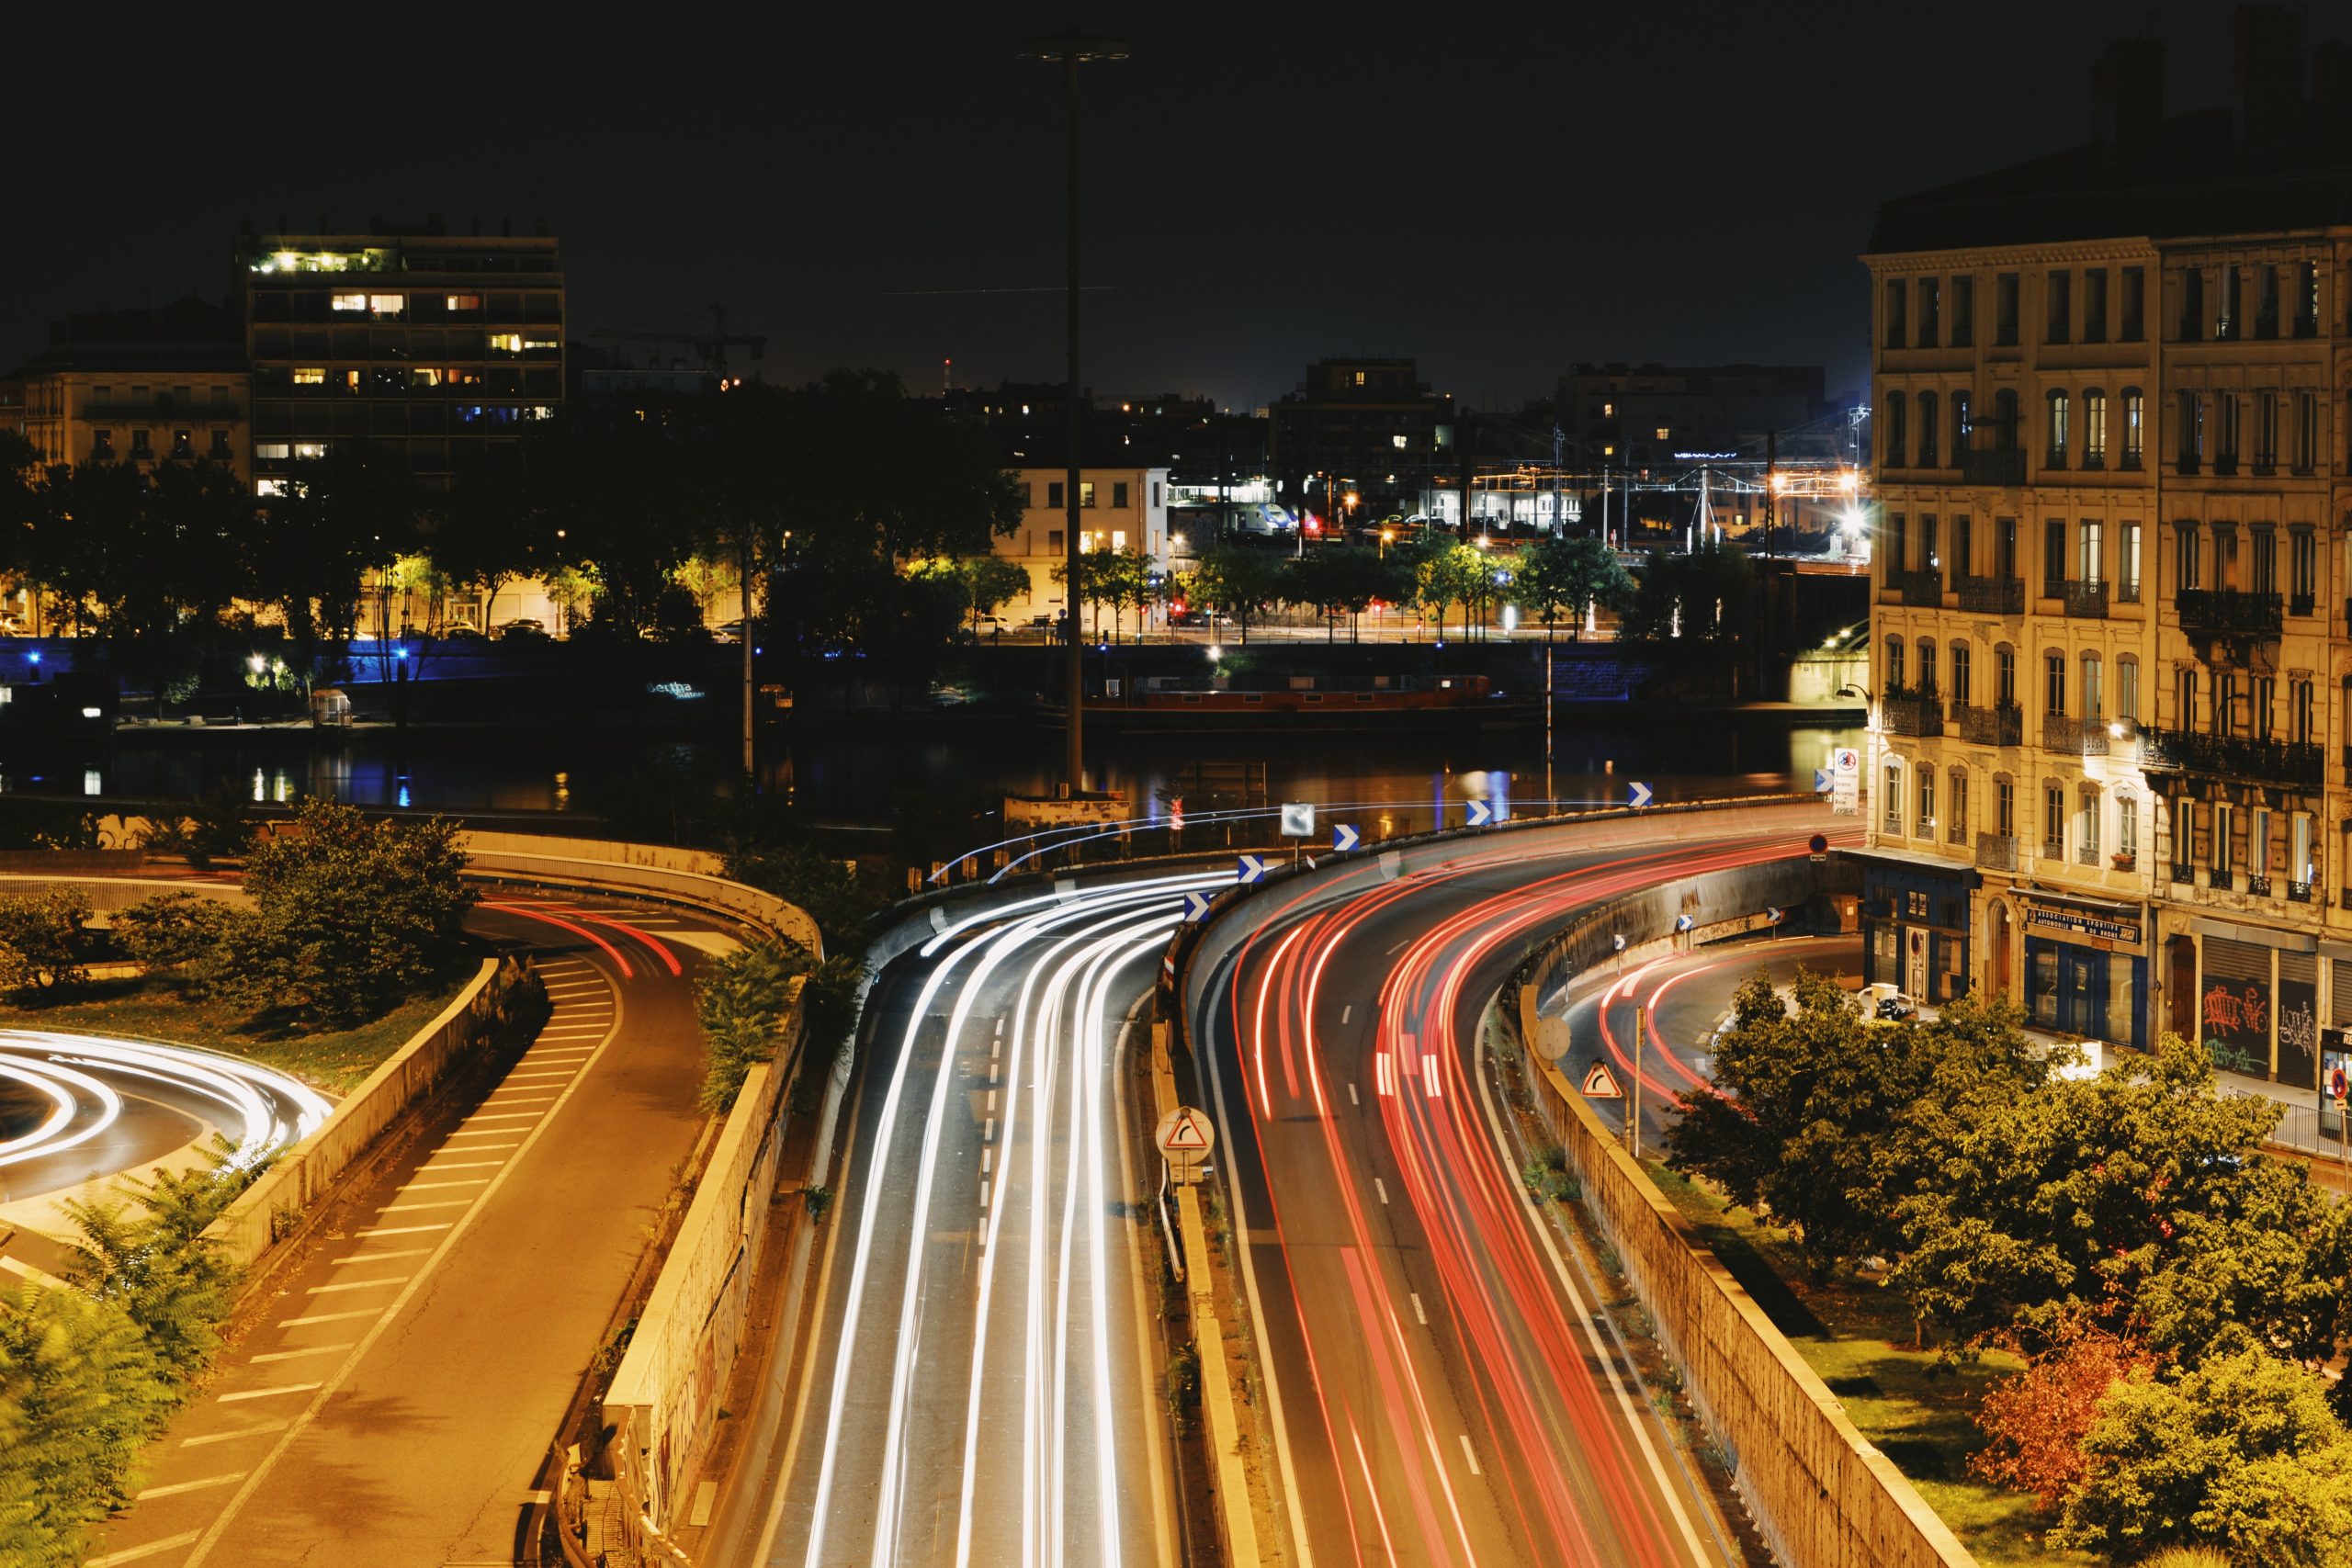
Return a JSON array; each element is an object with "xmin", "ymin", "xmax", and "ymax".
[{"xmin": 2064, "ymin": 949, "xmax": 2110, "ymax": 1039}]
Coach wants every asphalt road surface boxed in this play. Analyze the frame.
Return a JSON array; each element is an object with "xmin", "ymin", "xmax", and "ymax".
[
  {"xmin": 80, "ymin": 892, "xmax": 731, "ymax": 1568},
  {"xmin": 733, "ymin": 872, "xmax": 1225, "ymax": 1568},
  {"xmin": 1198, "ymin": 825, "xmax": 1859, "ymax": 1568}
]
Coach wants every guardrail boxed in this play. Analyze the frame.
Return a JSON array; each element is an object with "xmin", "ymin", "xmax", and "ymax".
[{"xmin": 457, "ymin": 830, "xmax": 822, "ymax": 957}]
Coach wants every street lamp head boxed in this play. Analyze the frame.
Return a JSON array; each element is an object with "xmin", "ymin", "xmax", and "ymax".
[{"xmin": 1016, "ymin": 27, "xmax": 1130, "ymax": 62}]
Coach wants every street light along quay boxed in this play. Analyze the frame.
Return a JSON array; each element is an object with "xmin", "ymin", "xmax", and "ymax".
[{"xmin": 1018, "ymin": 25, "xmax": 1128, "ymax": 797}]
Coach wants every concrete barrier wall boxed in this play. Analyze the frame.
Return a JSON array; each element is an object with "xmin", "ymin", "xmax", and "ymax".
[
  {"xmin": 603, "ymin": 985, "xmax": 806, "ymax": 1533},
  {"xmin": 1495, "ymin": 863, "xmax": 1975, "ymax": 1568},
  {"xmin": 204, "ymin": 954, "xmax": 542, "ymax": 1270},
  {"xmin": 458, "ymin": 830, "xmax": 823, "ymax": 957}
]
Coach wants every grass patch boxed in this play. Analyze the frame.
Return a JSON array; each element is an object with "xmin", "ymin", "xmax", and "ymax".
[
  {"xmin": 1645, "ymin": 1160, "xmax": 2094, "ymax": 1568},
  {"xmin": 0, "ymin": 969, "xmax": 472, "ymax": 1096}
]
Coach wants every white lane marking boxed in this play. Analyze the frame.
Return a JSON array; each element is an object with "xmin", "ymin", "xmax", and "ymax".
[
  {"xmin": 306, "ymin": 1277, "xmax": 412, "ymax": 1294},
  {"xmin": 136, "ymin": 1472, "xmax": 246, "ymax": 1500},
  {"xmin": 1348, "ymin": 1082, "xmax": 1360, "ymax": 1107},
  {"xmin": 1424, "ymin": 1055, "xmax": 1442, "ymax": 1099},
  {"xmin": 86, "ymin": 1531, "xmax": 203, "ymax": 1565},
  {"xmin": 218, "ymin": 1383, "xmax": 322, "ymax": 1403},
  {"xmin": 980, "ymin": 1148, "xmax": 992, "ymax": 1175},
  {"xmin": 418, "ymin": 1160, "xmax": 507, "ymax": 1171},
  {"xmin": 983, "ymin": 1118, "xmax": 994, "ymax": 1142},
  {"xmin": 989, "ymin": 1062, "xmax": 999, "ymax": 1085},
  {"xmin": 378, "ymin": 1200, "xmax": 477, "ymax": 1213},
  {"xmin": 481, "ymin": 1091, "xmax": 559, "ymax": 1103},
  {"xmin": 401, "ymin": 1179, "xmax": 491, "ymax": 1191},
  {"xmin": 1375, "ymin": 1054, "xmax": 1395, "ymax": 1097},
  {"xmin": 351, "ymin": 1223, "xmax": 455, "ymax": 1237},
  {"xmin": 458, "ymin": 1112, "xmax": 544, "ymax": 1123},
  {"xmin": 332, "ymin": 1248, "xmax": 430, "ymax": 1266},
  {"xmin": 183, "ymin": 1420, "xmax": 288, "ymax": 1447},
  {"xmin": 986, "ymin": 1089, "xmax": 997, "ymax": 1113},
  {"xmin": 1411, "ymin": 1292, "xmax": 1427, "ymax": 1325},
  {"xmin": 251, "ymin": 1344, "xmax": 354, "ymax": 1364},
  {"xmin": 277, "ymin": 1308, "xmax": 379, "ymax": 1327},
  {"xmin": 1341, "ymin": 1003, "xmax": 1351, "ymax": 1023},
  {"xmin": 1374, "ymin": 1178, "xmax": 1389, "ymax": 1205},
  {"xmin": 497, "ymin": 1069, "xmax": 577, "ymax": 1080},
  {"xmin": 995, "ymin": 1016, "xmax": 1004, "ymax": 1038},
  {"xmin": 1459, "ymin": 1435, "xmax": 1482, "ymax": 1477}
]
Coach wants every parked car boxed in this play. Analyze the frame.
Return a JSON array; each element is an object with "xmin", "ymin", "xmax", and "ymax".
[
  {"xmin": 1862, "ymin": 982, "xmax": 1917, "ymax": 1021},
  {"xmin": 437, "ymin": 625, "xmax": 488, "ymax": 643},
  {"xmin": 493, "ymin": 617, "xmax": 548, "ymax": 641},
  {"xmin": 712, "ymin": 620, "xmax": 745, "ymax": 644}
]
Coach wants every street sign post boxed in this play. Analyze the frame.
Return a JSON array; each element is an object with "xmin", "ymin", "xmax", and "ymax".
[
  {"xmin": 1809, "ymin": 831, "xmax": 1829, "ymax": 863},
  {"xmin": 1580, "ymin": 1060, "xmax": 1623, "ymax": 1099},
  {"xmin": 1156, "ymin": 1104, "xmax": 1216, "ymax": 1184},
  {"xmin": 1828, "ymin": 747, "xmax": 1860, "ymax": 815},
  {"xmin": 1279, "ymin": 802, "xmax": 1316, "ymax": 837},
  {"xmin": 1332, "ymin": 823, "xmax": 1361, "ymax": 853},
  {"xmin": 1627, "ymin": 781, "xmax": 1654, "ymax": 808}
]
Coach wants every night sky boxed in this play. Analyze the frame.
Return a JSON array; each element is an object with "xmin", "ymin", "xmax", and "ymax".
[{"xmin": 6, "ymin": 2, "xmax": 2335, "ymax": 412}]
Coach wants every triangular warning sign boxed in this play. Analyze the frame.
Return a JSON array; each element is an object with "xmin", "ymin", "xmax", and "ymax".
[
  {"xmin": 1580, "ymin": 1060, "xmax": 1624, "ymax": 1099},
  {"xmin": 1164, "ymin": 1111, "xmax": 1211, "ymax": 1149}
]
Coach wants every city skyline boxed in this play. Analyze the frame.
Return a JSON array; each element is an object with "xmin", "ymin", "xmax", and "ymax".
[{"xmin": 8, "ymin": 3, "xmax": 2341, "ymax": 412}]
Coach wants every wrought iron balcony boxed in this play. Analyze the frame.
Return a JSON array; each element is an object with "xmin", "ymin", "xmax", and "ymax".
[
  {"xmin": 2177, "ymin": 588, "xmax": 2282, "ymax": 639},
  {"xmin": 1975, "ymin": 832, "xmax": 2018, "ymax": 872},
  {"xmin": 2062, "ymin": 581, "xmax": 2109, "ymax": 618},
  {"xmin": 2247, "ymin": 874, "xmax": 2272, "ymax": 898},
  {"xmin": 2139, "ymin": 726, "xmax": 2322, "ymax": 790},
  {"xmin": 1885, "ymin": 570, "xmax": 1945, "ymax": 607},
  {"xmin": 1962, "ymin": 446, "xmax": 2028, "ymax": 485},
  {"xmin": 2042, "ymin": 712, "xmax": 2111, "ymax": 757},
  {"xmin": 1955, "ymin": 701, "xmax": 2023, "ymax": 748},
  {"xmin": 1882, "ymin": 692, "xmax": 1944, "ymax": 737},
  {"xmin": 1956, "ymin": 575, "xmax": 2025, "ymax": 615}
]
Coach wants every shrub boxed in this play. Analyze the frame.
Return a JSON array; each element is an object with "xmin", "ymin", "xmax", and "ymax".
[
  {"xmin": 695, "ymin": 939, "xmax": 865, "ymax": 1113},
  {"xmin": 110, "ymin": 891, "xmax": 240, "ymax": 973},
  {"xmin": 0, "ymin": 889, "xmax": 94, "ymax": 993},
  {"xmin": 1971, "ymin": 1315, "xmax": 2154, "ymax": 1508}
]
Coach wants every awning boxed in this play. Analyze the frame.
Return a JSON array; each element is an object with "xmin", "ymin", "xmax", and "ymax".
[
  {"xmin": 1842, "ymin": 845, "xmax": 1980, "ymax": 886},
  {"xmin": 2191, "ymin": 915, "xmax": 2318, "ymax": 953}
]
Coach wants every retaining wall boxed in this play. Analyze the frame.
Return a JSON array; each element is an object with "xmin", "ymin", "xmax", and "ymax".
[
  {"xmin": 458, "ymin": 830, "xmax": 824, "ymax": 957},
  {"xmin": 203, "ymin": 954, "xmax": 544, "ymax": 1270}
]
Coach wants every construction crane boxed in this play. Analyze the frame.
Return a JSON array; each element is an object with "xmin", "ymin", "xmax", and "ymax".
[{"xmin": 589, "ymin": 303, "xmax": 766, "ymax": 378}]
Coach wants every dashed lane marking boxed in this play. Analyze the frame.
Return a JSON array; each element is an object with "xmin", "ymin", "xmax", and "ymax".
[
  {"xmin": 1411, "ymin": 1292, "xmax": 1427, "ymax": 1325},
  {"xmin": 378, "ymin": 1200, "xmax": 479, "ymax": 1213},
  {"xmin": 136, "ymin": 1472, "xmax": 246, "ymax": 1501},
  {"xmin": 306, "ymin": 1277, "xmax": 412, "ymax": 1294},
  {"xmin": 351, "ymin": 1222, "xmax": 456, "ymax": 1238},
  {"xmin": 277, "ymin": 1308, "xmax": 381, "ymax": 1328},
  {"xmin": 1459, "ymin": 1435, "xmax": 1482, "ymax": 1477},
  {"xmin": 250, "ymin": 1344, "xmax": 354, "ymax": 1364},
  {"xmin": 400, "ymin": 1179, "xmax": 492, "ymax": 1191},
  {"xmin": 85, "ymin": 1529, "xmax": 202, "ymax": 1565},
  {"xmin": 1374, "ymin": 1178, "xmax": 1389, "ymax": 1205},
  {"xmin": 217, "ymin": 1383, "xmax": 322, "ymax": 1404},
  {"xmin": 182, "ymin": 1421, "xmax": 289, "ymax": 1448},
  {"xmin": 332, "ymin": 1248, "xmax": 431, "ymax": 1266}
]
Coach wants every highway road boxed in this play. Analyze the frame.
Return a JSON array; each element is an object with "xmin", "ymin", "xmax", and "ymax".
[
  {"xmin": 1197, "ymin": 823, "xmax": 1855, "ymax": 1568},
  {"xmin": 735, "ymin": 872, "xmax": 1225, "ymax": 1568}
]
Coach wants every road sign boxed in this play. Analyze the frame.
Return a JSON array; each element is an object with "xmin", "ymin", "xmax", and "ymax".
[
  {"xmin": 1612, "ymin": 933, "xmax": 1627, "ymax": 953},
  {"xmin": 1809, "ymin": 831, "xmax": 1829, "ymax": 863},
  {"xmin": 1580, "ymin": 1060, "xmax": 1624, "ymax": 1099},
  {"xmin": 1466, "ymin": 799, "xmax": 1494, "ymax": 827},
  {"xmin": 1767, "ymin": 906, "xmax": 1784, "ymax": 924},
  {"xmin": 1170, "ymin": 795, "xmax": 1184, "ymax": 833},
  {"xmin": 1627, "ymin": 781, "xmax": 1654, "ymax": 808},
  {"xmin": 1675, "ymin": 913, "xmax": 1694, "ymax": 932},
  {"xmin": 1279, "ymin": 802, "xmax": 1317, "ymax": 838},
  {"xmin": 1332, "ymin": 823, "xmax": 1361, "ymax": 852},
  {"xmin": 1829, "ymin": 746, "xmax": 1860, "ymax": 815},
  {"xmin": 1181, "ymin": 890, "xmax": 1213, "ymax": 922},
  {"xmin": 1237, "ymin": 853, "xmax": 1270, "ymax": 885},
  {"xmin": 1156, "ymin": 1106, "xmax": 1216, "ymax": 1180},
  {"xmin": 1814, "ymin": 767, "xmax": 1833, "ymax": 794}
]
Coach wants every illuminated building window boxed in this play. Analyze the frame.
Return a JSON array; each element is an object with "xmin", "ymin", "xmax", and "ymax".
[
  {"xmin": 447, "ymin": 294, "xmax": 481, "ymax": 310},
  {"xmin": 332, "ymin": 294, "xmax": 368, "ymax": 311},
  {"xmin": 1655, "ymin": 426, "xmax": 1669, "ymax": 441},
  {"xmin": 344, "ymin": 370, "xmax": 361, "ymax": 391},
  {"xmin": 255, "ymin": 479, "xmax": 287, "ymax": 497},
  {"xmin": 369, "ymin": 294, "xmax": 405, "ymax": 315},
  {"xmin": 292, "ymin": 442, "xmax": 327, "ymax": 459},
  {"xmin": 255, "ymin": 442, "xmax": 291, "ymax": 459},
  {"xmin": 293, "ymin": 367, "xmax": 324, "ymax": 385},
  {"xmin": 487, "ymin": 333, "xmax": 524, "ymax": 355},
  {"xmin": 412, "ymin": 368, "xmax": 442, "ymax": 387}
]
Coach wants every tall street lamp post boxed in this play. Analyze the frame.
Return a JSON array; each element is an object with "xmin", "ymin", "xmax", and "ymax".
[{"xmin": 1020, "ymin": 26, "xmax": 1128, "ymax": 797}]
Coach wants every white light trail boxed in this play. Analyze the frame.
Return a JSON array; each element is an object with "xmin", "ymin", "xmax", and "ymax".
[{"xmin": 0, "ymin": 1031, "xmax": 331, "ymax": 1173}]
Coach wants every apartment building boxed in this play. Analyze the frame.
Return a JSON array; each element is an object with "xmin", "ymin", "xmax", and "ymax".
[
  {"xmin": 234, "ymin": 215, "xmax": 563, "ymax": 493},
  {"xmin": 1, "ymin": 297, "xmax": 249, "ymax": 483},
  {"xmin": 993, "ymin": 467, "xmax": 1173, "ymax": 629},
  {"xmin": 1860, "ymin": 15, "xmax": 2352, "ymax": 1093}
]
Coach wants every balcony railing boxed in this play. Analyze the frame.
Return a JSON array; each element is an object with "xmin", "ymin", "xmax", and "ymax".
[
  {"xmin": 1962, "ymin": 446, "xmax": 2028, "ymax": 485},
  {"xmin": 1956, "ymin": 575, "xmax": 2025, "ymax": 615},
  {"xmin": 2042, "ymin": 712, "xmax": 2110, "ymax": 756},
  {"xmin": 2177, "ymin": 588, "xmax": 2283, "ymax": 639},
  {"xmin": 1956, "ymin": 701, "xmax": 2023, "ymax": 747},
  {"xmin": 2139, "ymin": 726, "xmax": 2323, "ymax": 789},
  {"xmin": 2290, "ymin": 881, "xmax": 2315, "ymax": 903},
  {"xmin": 2076, "ymin": 842, "xmax": 2103, "ymax": 868},
  {"xmin": 2062, "ymin": 580, "xmax": 2109, "ymax": 618},
  {"xmin": 1882, "ymin": 693, "xmax": 1945, "ymax": 738},
  {"xmin": 1886, "ymin": 570, "xmax": 1945, "ymax": 607},
  {"xmin": 1975, "ymin": 832, "xmax": 2018, "ymax": 872},
  {"xmin": 2247, "ymin": 874, "xmax": 2273, "ymax": 898}
]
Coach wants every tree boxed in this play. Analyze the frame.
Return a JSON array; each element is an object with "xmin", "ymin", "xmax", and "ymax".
[
  {"xmin": 1971, "ymin": 1314, "xmax": 2156, "ymax": 1508},
  {"xmin": 1515, "ymin": 535, "xmax": 1636, "ymax": 640},
  {"xmin": 1664, "ymin": 972, "xmax": 2042, "ymax": 1283},
  {"xmin": 0, "ymin": 1283, "xmax": 174, "ymax": 1557},
  {"xmin": 1054, "ymin": 546, "xmax": 1152, "ymax": 641},
  {"xmin": 2052, "ymin": 1348, "xmax": 2352, "ymax": 1567},
  {"xmin": 0, "ymin": 889, "xmax": 94, "ymax": 993},
  {"xmin": 220, "ymin": 799, "xmax": 474, "ymax": 1027},
  {"xmin": 1413, "ymin": 543, "xmax": 1496, "ymax": 642},
  {"xmin": 961, "ymin": 554, "xmax": 1032, "ymax": 635},
  {"xmin": 62, "ymin": 1145, "xmax": 248, "ymax": 1380},
  {"xmin": 247, "ymin": 442, "xmax": 424, "ymax": 670},
  {"xmin": 1188, "ymin": 546, "xmax": 1285, "ymax": 643},
  {"xmin": 1619, "ymin": 541, "xmax": 1753, "ymax": 645}
]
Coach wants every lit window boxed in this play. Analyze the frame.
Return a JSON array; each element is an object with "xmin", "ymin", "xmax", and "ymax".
[
  {"xmin": 446, "ymin": 293, "xmax": 481, "ymax": 311},
  {"xmin": 412, "ymin": 368, "xmax": 442, "ymax": 387},
  {"xmin": 369, "ymin": 294, "xmax": 405, "ymax": 315},
  {"xmin": 523, "ymin": 337, "xmax": 559, "ymax": 352},
  {"xmin": 1391, "ymin": 434, "xmax": 1408, "ymax": 449},
  {"xmin": 344, "ymin": 370, "xmax": 361, "ymax": 390},
  {"xmin": 487, "ymin": 333, "xmax": 524, "ymax": 354},
  {"xmin": 1603, "ymin": 444, "xmax": 1615, "ymax": 457},
  {"xmin": 255, "ymin": 442, "xmax": 291, "ymax": 459},
  {"xmin": 331, "ymin": 293, "xmax": 368, "ymax": 311},
  {"xmin": 1603, "ymin": 401, "xmax": 1614, "ymax": 417},
  {"xmin": 255, "ymin": 479, "xmax": 287, "ymax": 496},
  {"xmin": 293, "ymin": 367, "xmax": 325, "ymax": 385},
  {"xmin": 292, "ymin": 442, "xmax": 327, "ymax": 459},
  {"xmin": 1655, "ymin": 426, "xmax": 1670, "ymax": 440},
  {"xmin": 1354, "ymin": 371, "xmax": 1366, "ymax": 386},
  {"xmin": 526, "ymin": 406, "xmax": 555, "ymax": 420}
]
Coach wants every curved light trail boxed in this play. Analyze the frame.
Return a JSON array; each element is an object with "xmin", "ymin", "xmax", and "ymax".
[
  {"xmin": 787, "ymin": 870, "xmax": 1222, "ymax": 1568},
  {"xmin": 1204, "ymin": 822, "xmax": 1860, "ymax": 1568},
  {"xmin": 0, "ymin": 1030, "xmax": 334, "ymax": 1175}
]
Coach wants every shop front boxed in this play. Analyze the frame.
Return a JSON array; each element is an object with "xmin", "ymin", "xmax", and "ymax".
[
  {"xmin": 1857, "ymin": 852, "xmax": 1974, "ymax": 1004},
  {"xmin": 2179, "ymin": 918, "xmax": 2324, "ymax": 1088},
  {"xmin": 2018, "ymin": 893, "xmax": 2148, "ymax": 1050}
]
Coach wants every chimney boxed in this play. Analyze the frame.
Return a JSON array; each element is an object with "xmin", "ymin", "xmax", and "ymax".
[
  {"xmin": 2092, "ymin": 36, "xmax": 2165, "ymax": 155},
  {"xmin": 2233, "ymin": 3, "xmax": 2302, "ymax": 152}
]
